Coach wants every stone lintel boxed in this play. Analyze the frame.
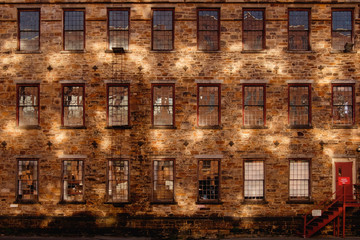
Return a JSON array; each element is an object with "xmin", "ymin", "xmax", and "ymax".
[
  {"xmin": 14, "ymin": 155, "xmax": 41, "ymax": 159},
  {"xmin": 59, "ymin": 80, "xmax": 86, "ymax": 84},
  {"xmin": 194, "ymin": 154, "xmax": 223, "ymax": 159},
  {"xmin": 14, "ymin": 80, "xmax": 41, "ymax": 84},
  {"xmin": 286, "ymin": 80, "xmax": 314, "ymax": 84},
  {"xmin": 332, "ymin": 154, "xmax": 357, "ymax": 159},
  {"xmin": 104, "ymin": 80, "xmax": 131, "ymax": 84},
  {"xmin": 150, "ymin": 80, "xmax": 177, "ymax": 84},
  {"xmin": 195, "ymin": 79, "xmax": 223, "ymax": 84},
  {"xmin": 58, "ymin": 154, "xmax": 87, "ymax": 159},
  {"xmin": 149, "ymin": 155, "xmax": 176, "ymax": 159},
  {"xmin": 240, "ymin": 79, "xmax": 268, "ymax": 84},
  {"xmin": 106, "ymin": 155, "xmax": 131, "ymax": 159},
  {"xmin": 331, "ymin": 80, "xmax": 356, "ymax": 84},
  {"xmin": 288, "ymin": 154, "xmax": 314, "ymax": 159},
  {"xmin": 241, "ymin": 154, "xmax": 269, "ymax": 159}
]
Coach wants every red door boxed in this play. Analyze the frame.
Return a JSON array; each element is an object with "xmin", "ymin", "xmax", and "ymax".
[{"xmin": 335, "ymin": 162, "xmax": 353, "ymax": 200}]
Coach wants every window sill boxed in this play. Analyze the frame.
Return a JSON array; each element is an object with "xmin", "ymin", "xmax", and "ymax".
[
  {"xmin": 241, "ymin": 50, "xmax": 266, "ymax": 54},
  {"xmin": 196, "ymin": 50, "xmax": 221, "ymax": 53},
  {"xmin": 286, "ymin": 200, "xmax": 314, "ymax": 204},
  {"xmin": 60, "ymin": 126, "xmax": 87, "ymax": 129},
  {"xmin": 241, "ymin": 126, "xmax": 268, "ymax": 129},
  {"xmin": 196, "ymin": 201, "xmax": 222, "ymax": 205},
  {"xmin": 287, "ymin": 125, "xmax": 313, "ymax": 129},
  {"xmin": 331, "ymin": 125, "xmax": 357, "ymax": 129},
  {"xmin": 15, "ymin": 50, "xmax": 42, "ymax": 54},
  {"xmin": 286, "ymin": 50, "xmax": 314, "ymax": 54},
  {"xmin": 58, "ymin": 201, "xmax": 86, "ymax": 205},
  {"xmin": 105, "ymin": 50, "xmax": 131, "ymax": 54},
  {"xmin": 196, "ymin": 126, "xmax": 222, "ymax": 130},
  {"xmin": 60, "ymin": 50, "xmax": 86, "ymax": 54},
  {"xmin": 104, "ymin": 201, "xmax": 131, "ymax": 207},
  {"xmin": 242, "ymin": 199, "xmax": 268, "ymax": 205},
  {"xmin": 16, "ymin": 125, "xmax": 41, "ymax": 130},
  {"xmin": 150, "ymin": 201, "xmax": 177, "ymax": 205},
  {"xmin": 330, "ymin": 50, "xmax": 356, "ymax": 54},
  {"xmin": 150, "ymin": 126, "xmax": 177, "ymax": 129},
  {"xmin": 105, "ymin": 126, "xmax": 132, "ymax": 129},
  {"xmin": 14, "ymin": 200, "xmax": 40, "ymax": 204},
  {"xmin": 150, "ymin": 50, "xmax": 176, "ymax": 53}
]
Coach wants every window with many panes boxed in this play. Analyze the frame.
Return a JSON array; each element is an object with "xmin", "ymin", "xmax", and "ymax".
[
  {"xmin": 332, "ymin": 9, "xmax": 353, "ymax": 51},
  {"xmin": 153, "ymin": 159, "xmax": 174, "ymax": 202},
  {"xmin": 244, "ymin": 160, "xmax": 264, "ymax": 200},
  {"xmin": 17, "ymin": 84, "xmax": 40, "ymax": 127},
  {"xmin": 152, "ymin": 9, "xmax": 174, "ymax": 51},
  {"xmin": 332, "ymin": 84, "xmax": 354, "ymax": 125},
  {"xmin": 197, "ymin": 9, "xmax": 220, "ymax": 51},
  {"xmin": 18, "ymin": 9, "xmax": 40, "ymax": 51},
  {"xmin": 289, "ymin": 84, "xmax": 311, "ymax": 127},
  {"xmin": 17, "ymin": 159, "xmax": 38, "ymax": 202},
  {"xmin": 62, "ymin": 160, "xmax": 84, "ymax": 202},
  {"xmin": 243, "ymin": 9, "xmax": 265, "ymax": 51},
  {"xmin": 64, "ymin": 10, "xmax": 85, "ymax": 51},
  {"xmin": 62, "ymin": 84, "xmax": 85, "ymax": 127},
  {"xmin": 289, "ymin": 159, "xmax": 310, "ymax": 200},
  {"xmin": 108, "ymin": 9, "xmax": 129, "ymax": 51},
  {"xmin": 288, "ymin": 9, "xmax": 310, "ymax": 51},
  {"xmin": 152, "ymin": 84, "xmax": 174, "ymax": 127},
  {"xmin": 108, "ymin": 159, "xmax": 129, "ymax": 203},
  {"xmin": 107, "ymin": 84, "xmax": 129, "ymax": 127},
  {"xmin": 198, "ymin": 159, "xmax": 220, "ymax": 202},
  {"xmin": 197, "ymin": 84, "xmax": 220, "ymax": 127},
  {"xmin": 243, "ymin": 84, "xmax": 265, "ymax": 127}
]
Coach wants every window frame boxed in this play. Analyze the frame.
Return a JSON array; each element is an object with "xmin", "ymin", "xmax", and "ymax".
[
  {"xmin": 331, "ymin": 8, "xmax": 354, "ymax": 51},
  {"xmin": 16, "ymin": 83, "xmax": 40, "ymax": 128},
  {"xmin": 18, "ymin": 8, "xmax": 40, "ymax": 51},
  {"xmin": 16, "ymin": 158, "xmax": 39, "ymax": 203},
  {"xmin": 106, "ymin": 159, "xmax": 130, "ymax": 203},
  {"xmin": 63, "ymin": 9, "xmax": 86, "ymax": 51},
  {"xmin": 61, "ymin": 83, "xmax": 85, "ymax": 128},
  {"xmin": 106, "ymin": 83, "xmax": 130, "ymax": 128},
  {"xmin": 197, "ymin": 8, "xmax": 221, "ymax": 51},
  {"xmin": 288, "ymin": 83, "xmax": 312, "ymax": 128},
  {"xmin": 151, "ymin": 8, "xmax": 175, "ymax": 51},
  {"xmin": 288, "ymin": 8, "xmax": 311, "ymax": 51},
  {"xmin": 152, "ymin": 158, "xmax": 175, "ymax": 203},
  {"xmin": 331, "ymin": 83, "xmax": 355, "ymax": 126},
  {"xmin": 197, "ymin": 159, "xmax": 221, "ymax": 203},
  {"xmin": 243, "ymin": 159, "xmax": 265, "ymax": 201},
  {"xmin": 242, "ymin": 8, "xmax": 266, "ymax": 51},
  {"xmin": 151, "ymin": 83, "xmax": 175, "ymax": 128},
  {"xmin": 61, "ymin": 159, "xmax": 85, "ymax": 203},
  {"xmin": 289, "ymin": 159, "xmax": 311, "ymax": 201},
  {"xmin": 107, "ymin": 8, "xmax": 130, "ymax": 51},
  {"xmin": 242, "ymin": 84, "xmax": 266, "ymax": 127},
  {"xmin": 197, "ymin": 83, "xmax": 221, "ymax": 128}
]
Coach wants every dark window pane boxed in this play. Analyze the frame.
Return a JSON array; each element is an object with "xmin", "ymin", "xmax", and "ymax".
[
  {"xmin": 243, "ymin": 86, "xmax": 265, "ymax": 126},
  {"xmin": 198, "ymin": 160, "xmax": 219, "ymax": 201},
  {"xmin": 109, "ymin": 10, "xmax": 129, "ymax": 50},
  {"xmin": 63, "ymin": 86, "xmax": 84, "ymax": 126},
  {"xmin": 243, "ymin": 10, "xmax": 264, "ymax": 50},
  {"xmin": 153, "ymin": 160, "xmax": 174, "ymax": 202},
  {"xmin": 243, "ymin": 11, "xmax": 263, "ymax": 30},
  {"xmin": 332, "ymin": 31, "xmax": 351, "ymax": 50},
  {"xmin": 108, "ymin": 160, "xmax": 129, "ymax": 202},
  {"xmin": 333, "ymin": 85, "xmax": 353, "ymax": 125},
  {"xmin": 243, "ymin": 31, "xmax": 263, "ymax": 51},
  {"xmin": 153, "ymin": 85, "xmax": 174, "ymax": 126},
  {"xmin": 289, "ymin": 31, "xmax": 309, "ymax": 51},
  {"xmin": 63, "ymin": 160, "xmax": 84, "ymax": 202},
  {"xmin": 332, "ymin": 11, "xmax": 352, "ymax": 31},
  {"xmin": 108, "ymin": 85, "xmax": 129, "ymax": 126},
  {"xmin": 18, "ymin": 86, "xmax": 39, "ymax": 126},
  {"xmin": 198, "ymin": 10, "xmax": 219, "ymax": 51},
  {"xmin": 289, "ymin": 11, "xmax": 309, "ymax": 30},
  {"xmin": 199, "ymin": 11, "xmax": 219, "ymax": 30},
  {"xmin": 289, "ymin": 86, "xmax": 310, "ymax": 126},
  {"xmin": 152, "ymin": 10, "xmax": 173, "ymax": 50},
  {"xmin": 19, "ymin": 11, "xmax": 39, "ymax": 51},
  {"xmin": 17, "ymin": 160, "xmax": 38, "ymax": 201},
  {"xmin": 64, "ymin": 11, "xmax": 84, "ymax": 50},
  {"xmin": 198, "ymin": 86, "xmax": 219, "ymax": 126}
]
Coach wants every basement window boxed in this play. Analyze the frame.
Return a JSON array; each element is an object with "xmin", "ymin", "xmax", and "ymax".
[
  {"xmin": 198, "ymin": 159, "xmax": 220, "ymax": 203},
  {"xmin": 64, "ymin": 9, "xmax": 85, "ymax": 51},
  {"xmin": 108, "ymin": 9, "xmax": 129, "ymax": 51},
  {"xmin": 332, "ymin": 9, "xmax": 353, "ymax": 51},
  {"xmin": 152, "ymin": 9, "xmax": 174, "ymax": 51},
  {"xmin": 332, "ymin": 84, "xmax": 354, "ymax": 126},
  {"xmin": 197, "ymin": 9, "xmax": 220, "ymax": 51},
  {"xmin": 152, "ymin": 84, "xmax": 175, "ymax": 127},
  {"xmin": 289, "ymin": 159, "xmax": 310, "ymax": 200},
  {"xmin": 244, "ymin": 160, "xmax": 264, "ymax": 200},
  {"xmin": 289, "ymin": 84, "xmax": 311, "ymax": 127},
  {"xmin": 243, "ymin": 9, "xmax": 265, "ymax": 51},
  {"xmin": 17, "ymin": 84, "xmax": 40, "ymax": 127},
  {"xmin": 62, "ymin": 160, "xmax": 84, "ymax": 202},
  {"xmin": 108, "ymin": 159, "xmax": 129, "ymax": 203},
  {"xmin": 288, "ymin": 9, "xmax": 310, "ymax": 51},
  {"xmin": 16, "ymin": 159, "xmax": 38, "ymax": 203},
  {"xmin": 18, "ymin": 9, "xmax": 40, "ymax": 51},
  {"xmin": 243, "ymin": 84, "xmax": 265, "ymax": 127},
  {"xmin": 153, "ymin": 159, "xmax": 174, "ymax": 203},
  {"xmin": 107, "ymin": 84, "xmax": 130, "ymax": 127},
  {"xmin": 197, "ymin": 84, "xmax": 221, "ymax": 128},
  {"xmin": 62, "ymin": 84, "xmax": 85, "ymax": 128}
]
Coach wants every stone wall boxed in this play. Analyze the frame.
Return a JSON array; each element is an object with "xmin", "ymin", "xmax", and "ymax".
[{"xmin": 0, "ymin": 0, "xmax": 359, "ymax": 237}]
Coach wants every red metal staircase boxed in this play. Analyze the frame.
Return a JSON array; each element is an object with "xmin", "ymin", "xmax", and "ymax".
[{"xmin": 302, "ymin": 184, "xmax": 360, "ymax": 238}]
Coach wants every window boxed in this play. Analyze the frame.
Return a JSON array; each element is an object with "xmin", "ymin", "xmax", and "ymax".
[
  {"xmin": 152, "ymin": 84, "xmax": 175, "ymax": 127},
  {"xmin": 332, "ymin": 9, "xmax": 353, "ymax": 51},
  {"xmin": 62, "ymin": 84, "xmax": 85, "ymax": 127},
  {"xmin": 289, "ymin": 159, "xmax": 310, "ymax": 200},
  {"xmin": 244, "ymin": 160, "xmax": 264, "ymax": 200},
  {"xmin": 64, "ymin": 10, "xmax": 85, "ymax": 51},
  {"xmin": 288, "ymin": 9, "xmax": 310, "ymax": 51},
  {"xmin": 17, "ymin": 159, "xmax": 38, "ymax": 202},
  {"xmin": 197, "ymin": 9, "xmax": 220, "ymax": 51},
  {"xmin": 243, "ymin": 84, "xmax": 265, "ymax": 127},
  {"xmin": 18, "ymin": 9, "xmax": 40, "ymax": 51},
  {"xmin": 198, "ymin": 159, "xmax": 220, "ymax": 202},
  {"xmin": 243, "ymin": 9, "xmax": 265, "ymax": 51},
  {"xmin": 62, "ymin": 160, "xmax": 84, "ymax": 202},
  {"xmin": 332, "ymin": 84, "xmax": 354, "ymax": 125},
  {"xmin": 107, "ymin": 84, "xmax": 130, "ymax": 127},
  {"xmin": 152, "ymin": 9, "xmax": 174, "ymax": 51},
  {"xmin": 16, "ymin": 84, "xmax": 40, "ymax": 127},
  {"xmin": 108, "ymin": 159, "xmax": 129, "ymax": 203},
  {"xmin": 153, "ymin": 159, "xmax": 174, "ymax": 202},
  {"xmin": 108, "ymin": 9, "xmax": 129, "ymax": 51},
  {"xmin": 289, "ymin": 84, "xmax": 311, "ymax": 127},
  {"xmin": 197, "ymin": 84, "xmax": 220, "ymax": 127}
]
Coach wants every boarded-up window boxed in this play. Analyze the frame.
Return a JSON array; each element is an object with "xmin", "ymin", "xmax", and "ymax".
[
  {"xmin": 17, "ymin": 84, "xmax": 39, "ymax": 127},
  {"xmin": 289, "ymin": 9, "xmax": 310, "ymax": 51},
  {"xmin": 198, "ymin": 159, "xmax": 220, "ymax": 202},
  {"xmin": 19, "ymin": 9, "xmax": 40, "ymax": 51},
  {"xmin": 289, "ymin": 160, "xmax": 310, "ymax": 199},
  {"xmin": 153, "ymin": 159, "xmax": 174, "ymax": 202},
  {"xmin": 107, "ymin": 84, "xmax": 129, "ymax": 127},
  {"xmin": 332, "ymin": 10, "xmax": 352, "ymax": 51},
  {"xmin": 198, "ymin": 9, "xmax": 220, "ymax": 51},
  {"xmin": 62, "ymin": 84, "xmax": 85, "ymax": 127},
  {"xmin": 198, "ymin": 84, "xmax": 220, "ymax": 127},
  {"xmin": 152, "ymin": 9, "xmax": 174, "ymax": 51},
  {"xmin": 108, "ymin": 9, "xmax": 129, "ymax": 51},
  {"xmin": 244, "ymin": 160, "xmax": 264, "ymax": 200},
  {"xmin": 108, "ymin": 159, "xmax": 129, "ymax": 202},
  {"xmin": 152, "ymin": 84, "xmax": 174, "ymax": 126},
  {"xmin": 17, "ymin": 159, "xmax": 38, "ymax": 202},
  {"xmin": 62, "ymin": 160, "xmax": 84, "ymax": 202},
  {"xmin": 332, "ymin": 84, "xmax": 354, "ymax": 125},
  {"xmin": 289, "ymin": 85, "xmax": 311, "ymax": 126},
  {"xmin": 243, "ymin": 9, "xmax": 265, "ymax": 51},
  {"xmin": 243, "ymin": 85, "xmax": 265, "ymax": 126},
  {"xmin": 64, "ymin": 10, "xmax": 85, "ymax": 51}
]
